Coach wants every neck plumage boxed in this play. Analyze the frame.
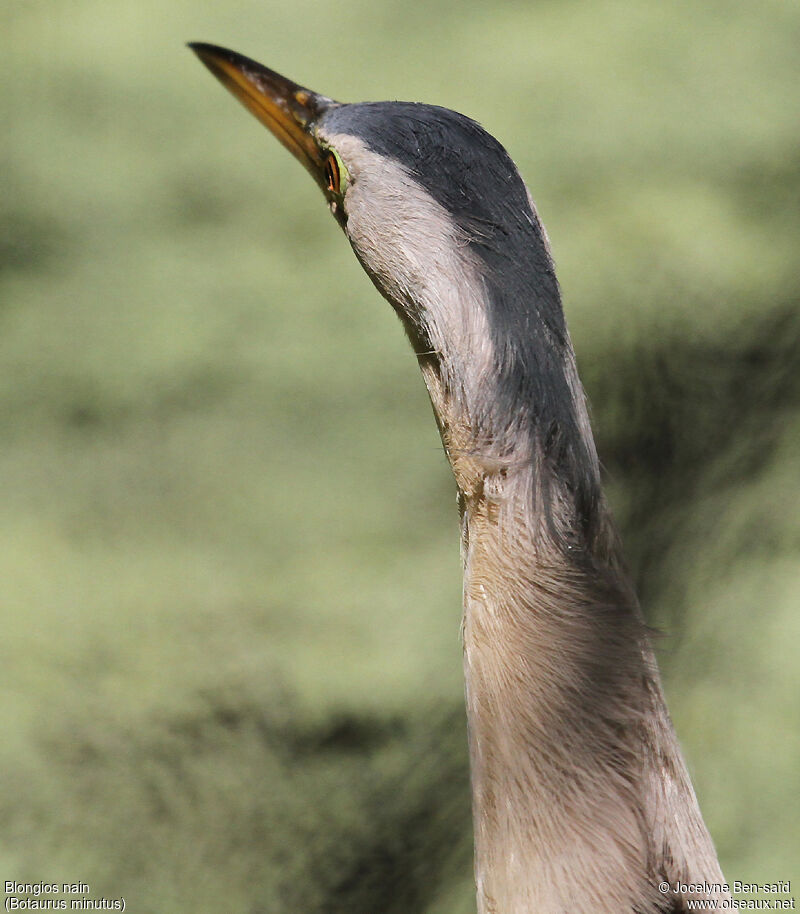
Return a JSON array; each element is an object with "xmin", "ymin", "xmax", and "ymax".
[{"xmin": 415, "ymin": 304, "xmax": 727, "ymax": 914}]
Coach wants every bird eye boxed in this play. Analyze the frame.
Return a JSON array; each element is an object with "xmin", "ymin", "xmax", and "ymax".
[{"xmin": 324, "ymin": 151, "xmax": 340, "ymax": 196}]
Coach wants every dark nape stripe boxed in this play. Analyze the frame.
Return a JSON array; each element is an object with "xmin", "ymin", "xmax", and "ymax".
[{"xmin": 323, "ymin": 102, "xmax": 602, "ymax": 537}]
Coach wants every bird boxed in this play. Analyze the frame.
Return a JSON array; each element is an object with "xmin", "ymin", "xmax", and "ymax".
[{"xmin": 189, "ymin": 43, "xmax": 729, "ymax": 914}]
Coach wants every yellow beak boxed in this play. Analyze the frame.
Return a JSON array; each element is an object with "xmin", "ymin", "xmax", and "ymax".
[{"xmin": 188, "ymin": 43, "xmax": 335, "ymax": 189}]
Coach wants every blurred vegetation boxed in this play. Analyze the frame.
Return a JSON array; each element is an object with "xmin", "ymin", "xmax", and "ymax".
[{"xmin": 1, "ymin": 0, "xmax": 798, "ymax": 910}]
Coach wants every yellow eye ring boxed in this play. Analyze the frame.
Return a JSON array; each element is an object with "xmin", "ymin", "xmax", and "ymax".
[{"xmin": 322, "ymin": 147, "xmax": 348, "ymax": 199}]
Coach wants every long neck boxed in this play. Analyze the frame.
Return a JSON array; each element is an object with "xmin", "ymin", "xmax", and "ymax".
[{"xmin": 418, "ymin": 325, "xmax": 727, "ymax": 913}]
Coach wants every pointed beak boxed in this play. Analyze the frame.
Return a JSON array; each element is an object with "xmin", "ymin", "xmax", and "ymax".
[{"xmin": 188, "ymin": 43, "xmax": 335, "ymax": 190}]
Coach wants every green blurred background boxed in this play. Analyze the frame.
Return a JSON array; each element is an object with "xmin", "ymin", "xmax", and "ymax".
[{"xmin": 2, "ymin": 0, "xmax": 798, "ymax": 910}]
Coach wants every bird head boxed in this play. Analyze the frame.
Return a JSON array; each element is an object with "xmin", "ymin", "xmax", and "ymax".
[{"xmin": 189, "ymin": 44, "xmax": 556, "ymax": 351}]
